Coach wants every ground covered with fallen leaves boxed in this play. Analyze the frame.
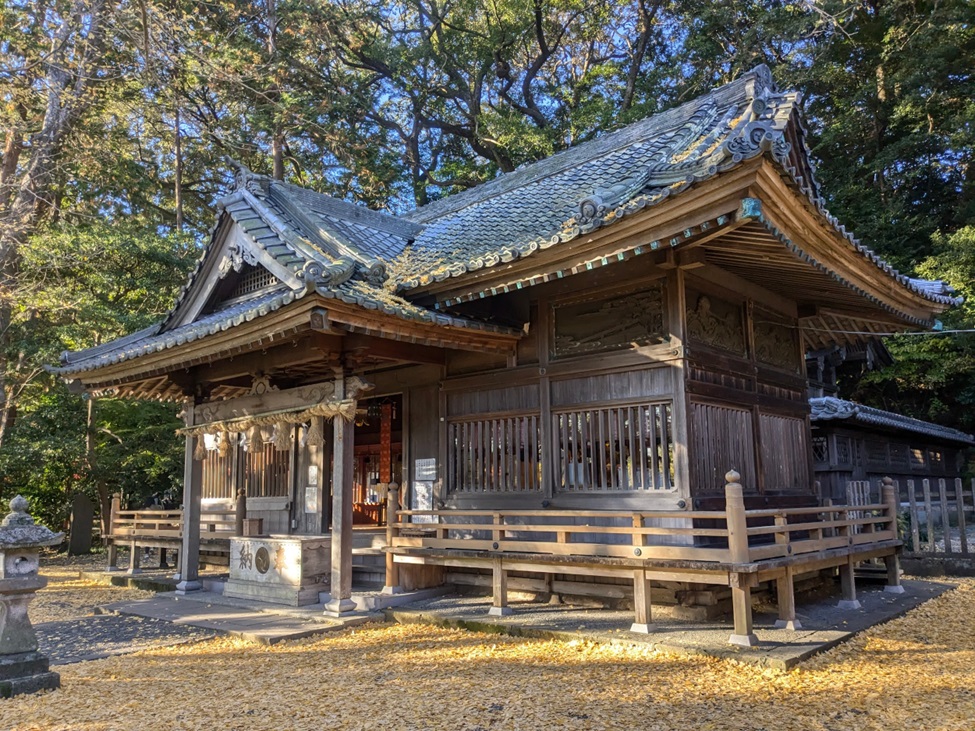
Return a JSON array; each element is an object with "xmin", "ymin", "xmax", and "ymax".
[
  {"xmin": 31, "ymin": 553, "xmax": 155, "ymax": 624},
  {"xmin": 6, "ymin": 561, "xmax": 974, "ymax": 730}
]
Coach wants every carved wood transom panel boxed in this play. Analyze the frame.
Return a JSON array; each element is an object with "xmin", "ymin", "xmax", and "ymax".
[
  {"xmin": 753, "ymin": 311, "xmax": 800, "ymax": 372},
  {"xmin": 685, "ymin": 290, "xmax": 744, "ymax": 354},
  {"xmin": 552, "ymin": 284, "xmax": 665, "ymax": 358}
]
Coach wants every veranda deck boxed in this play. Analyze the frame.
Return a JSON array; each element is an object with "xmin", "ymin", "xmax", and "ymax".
[{"xmin": 384, "ymin": 472, "xmax": 905, "ymax": 646}]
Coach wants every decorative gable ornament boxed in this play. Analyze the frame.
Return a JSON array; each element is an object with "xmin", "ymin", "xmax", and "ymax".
[
  {"xmin": 579, "ymin": 167, "xmax": 652, "ymax": 223},
  {"xmin": 218, "ymin": 239, "xmax": 260, "ymax": 278}
]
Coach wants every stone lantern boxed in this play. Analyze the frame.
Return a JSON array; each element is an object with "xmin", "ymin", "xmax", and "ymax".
[{"xmin": 0, "ymin": 495, "xmax": 63, "ymax": 697}]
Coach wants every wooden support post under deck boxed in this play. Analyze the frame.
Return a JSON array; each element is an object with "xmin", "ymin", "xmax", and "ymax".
[
  {"xmin": 325, "ymin": 390, "xmax": 357, "ymax": 617},
  {"xmin": 488, "ymin": 557, "xmax": 513, "ymax": 617},
  {"xmin": 774, "ymin": 565, "xmax": 801, "ymax": 630},
  {"xmin": 630, "ymin": 569, "xmax": 655, "ymax": 634},
  {"xmin": 382, "ymin": 483, "xmax": 403, "ymax": 595},
  {"xmin": 127, "ymin": 540, "xmax": 142, "ymax": 575},
  {"xmin": 730, "ymin": 573, "xmax": 757, "ymax": 645},
  {"xmin": 882, "ymin": 477, "xmax": 905, "ymax": 594},
  {"xmin": 176, "ymin": 404, "xmax": 204, "ymax": 594},
  {"xmin": 837, "ymin": 555, "xmax": 861, "ymax": 609},
  {"xmin": 105, "ymin": 493, "xmax": 120, "ymax": 572},
  {"xmin": 725, "ymin": 470, "xmax": 758, "ymax": 647}
]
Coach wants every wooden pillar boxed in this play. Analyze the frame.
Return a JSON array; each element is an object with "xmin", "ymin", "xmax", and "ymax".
[
  {"xmin": 105, "ymin": 493, "xmax": 120, "ymax": 572},
  {"xmin": 666, "ymin": 269, "xmax": 691, "ymax": 499},
  {"xmin": 176, "ymin": 403, "xmax": 203, "ymax": 594},
  {"xmin": 235, "ymin": 488, "xmax": 247, "ymax": 536},
  {"xmin": 774, "ymin": 566, "xmax": 801, "ymax": 630},
  {"xmin": 127, "ymin": 539, "xmax": 142, "ymax": 575},
  {"xmin": 325, "ymin": 372, "xmax": 357, "ymax": 616},
  {"xmin": 881, "ymin": 477, "xmax": 906, "ymax": 594},
  {"xmin": 837, "ymin": 555, "xmax": 861, "ymax": 609},
  {"xmin": 630, "ymin": 569, "xmax": 655, "ymax": 633},
  {"xmin": 382, "ymin": 483, "xmax": 402, "ymax": 595},
  {"xmin": 488, "ymin": 557, "xmax": 513, "ymax": 616},
  {"xmin": 725, "ymin": 469, "xmax": 758, "ymax": 647}
]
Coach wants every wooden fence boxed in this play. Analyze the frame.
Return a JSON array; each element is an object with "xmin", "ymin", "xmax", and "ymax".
[
  {"xmin": 845, "ymin": 477, "xmax": 975, "ymax": 559},
  {"xmin": 899, "ymin": 477, "xmax": 974, "ymax": 558}
]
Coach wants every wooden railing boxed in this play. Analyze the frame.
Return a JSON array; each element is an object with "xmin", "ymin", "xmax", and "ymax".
[
  {"xmin": 385, "ymin": 471, "xmax": 904, "ymax": 647},
  {"xmin": 388, "ymin": 477, "xmax": 899, "ymax": 566},
  {"xmin": 105, "ymin": 490, "xmax": 247, "ymax": 572}
]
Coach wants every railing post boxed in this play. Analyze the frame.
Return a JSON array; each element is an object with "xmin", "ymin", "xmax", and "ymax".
[
  {"xmin": 106, "ymin": 493, "xmax": 120, "ymax": 572},
  {"xmin": 235, "ymin": 488, "xmax": 246, "ymax": 537},
  {"xmin": 382, "ymin": 483, "xmax": 403, "ymax": 595},
  {"xmin": 725, "ymin": 470, "xmax": 750, "ymax": 563},
  {"xmin": 725, "ymin": 469, "xmax": 758, "ymax": 647},
  {"xmin": 882, "ymin": 477, "xmax": 905, "ymax": 594}
]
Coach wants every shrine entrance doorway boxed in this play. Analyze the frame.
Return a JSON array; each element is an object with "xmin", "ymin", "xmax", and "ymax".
[{"xmin": 352, "ymin": 395, "xmax": 403, "ymax": 526}]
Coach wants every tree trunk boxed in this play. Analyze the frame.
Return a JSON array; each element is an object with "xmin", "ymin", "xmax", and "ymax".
[{"xmin": 0, "ymin": 0, "xmax": 110, "ymax": 442}]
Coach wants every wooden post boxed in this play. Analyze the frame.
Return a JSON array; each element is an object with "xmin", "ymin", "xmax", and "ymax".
[
  {"xmin": 105, "ymin": 493, "xmax": 120, "ymax": 572},
  {"xmin": 725, "ymin": 469, "xmax": 758, "ymax": 647},
  {"xmin": 382, "ymin": 483, "xmax": 403, "ymax": 595},
  {"xmin": 234, "ymin": 488, "xmax": 247, "ymax": 536},
  {"xmin": 326, "ymin": 372, "xmax": 357, "ymax": 617},
  {"xmin": 956, "ymin": 478, "xmax": 968, "ymax": 556},
  {"xmin": 774, "ymin": 566, "xmax": 800, "ymax": 630},
  {"xmin": 922, "ymin": 478, "xmax": 935, "ymax": 552},
  {"xmin": 127, "ymin": 538, "xmax": 142, "ymax": 575},
  {"xmin": 938, "ymin": 478, "xmax": 951, "ymax": 556},
  {"xmin": 907, "ymin": 479, "xmax": 921, "ymax": 553},
  {"xmin": 630, "ymin": 568, "xmax": 655, "ymax": 633},
  {"xmin": 176, "ymin": 403, "xmax": 204, "ymax": 594},
  {"xmin": 488, "ymin": 557, "xmax": 513, "ymax": 616},
  {"xmin": 882, "ymin": 477, "xmax": 905, "ymax": 594},
  {"xmin": 837, "ymin": 555, "xmax": 861, "ymax": 609}
]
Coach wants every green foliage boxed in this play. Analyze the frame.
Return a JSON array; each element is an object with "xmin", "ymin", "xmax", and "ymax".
[
  {"xmin": 853, "ymin": 227, "xmax": 975, "ymax": 433},
  {"xmin": 3, "ymin": 0, "xmax": 975, "ymax": 528},
  {"xmin": 0, "ymin": 222, "xmax": 193, "ymax": 528}
]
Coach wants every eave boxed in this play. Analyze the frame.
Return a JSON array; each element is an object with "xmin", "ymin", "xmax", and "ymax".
[{"xmin": 60, "ymin": 291, "xmax": 520, "ymax": 400}]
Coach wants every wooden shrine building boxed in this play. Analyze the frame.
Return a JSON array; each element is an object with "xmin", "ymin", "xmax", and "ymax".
[{"xmin": 53, "ymin": 66, "xmax": 962, "ymax": 641}]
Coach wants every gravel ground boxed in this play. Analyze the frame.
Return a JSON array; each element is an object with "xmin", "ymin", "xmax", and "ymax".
[
  {"xmin": 4, "ymin": 555, "xmax": 975, "ymax": 730},
  {"xmin": 32, "ymin": 552, "xmax": 156, "ymax": 624},
  {"xmin": 29, "ymin": 552, "xmax": 215, "ymax": 667}
]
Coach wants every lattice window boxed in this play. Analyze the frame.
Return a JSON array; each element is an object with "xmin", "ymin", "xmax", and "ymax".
[
  {"xmin": 812, "ymin": 436, "xmax": 829, "ymax": 464},
  {"xmin": 865, "ymin": 440, "xmax": 889, "ymax": 466},
  {"xmin": 201, "ymin": 446, "xmax": 235, "ymax": 500},
  {"xmin": 240, "ymin": 439, "xmax": 292, "ymax": 498},
  {"xmin": 229, "ymin": 264, "xmax": 278, "ymax": 299},
  {"xmin": 910, "ymin": 447, "xmax": 926, "ymax": 470},
  {"xmin": 447, "ymin": 414, "xmax": 542, "ymax": 493},
  {"xmin": 556, "ymin": 402, "xmax": 673, "ymax": 492}
]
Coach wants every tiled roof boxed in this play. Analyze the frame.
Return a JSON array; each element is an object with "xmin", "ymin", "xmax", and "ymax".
[
  {"xmin": 55, "ymin": 66, "xmax": 961, "ymax": 380},
  {"xmin": 387, "ymin": 66, "xmax": 961, "ymax": 312},
  {"xmin": 55, "ymin": 288, "xmax": 298, "ymax": 375},
  {"xmin": 53, "ymin": 173, "xmax": 509, "ymax": 376},
  {"xmin": 810, "ymin": 397, "xmax": 975, "ymax": 446}
]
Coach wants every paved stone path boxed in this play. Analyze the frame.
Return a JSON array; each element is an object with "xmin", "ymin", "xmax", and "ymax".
[
  {"xmin": 36, "ymin": 615, "xmax": 215, "ymax": 666},
  {"xmin": 99, "ymin": 593, "xmax": 380, "ymax": 644}
]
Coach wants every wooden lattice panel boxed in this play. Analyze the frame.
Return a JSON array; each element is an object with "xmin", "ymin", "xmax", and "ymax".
[{"xmin": 230, "ymin": 265, "xmax": 278, "ymax": 299}]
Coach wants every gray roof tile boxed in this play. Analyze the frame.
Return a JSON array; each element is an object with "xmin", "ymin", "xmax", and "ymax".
[{"xmin": 810, "ymin": 397, "xmax": 975, "ymax": 446}]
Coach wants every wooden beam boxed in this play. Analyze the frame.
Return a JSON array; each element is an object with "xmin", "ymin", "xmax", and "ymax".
[
  {"xmin": 344, "ymin": 334, "xmax": 446, "ymax": 366},
  {"xmin": 192, "ymin": 336, "xmax": 342, "ymax": 384}
]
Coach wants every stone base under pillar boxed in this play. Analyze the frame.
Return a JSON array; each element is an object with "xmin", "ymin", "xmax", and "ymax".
[{"xmin": 0, "ymin": 651, "xmax": 60, "ymax": 698}]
